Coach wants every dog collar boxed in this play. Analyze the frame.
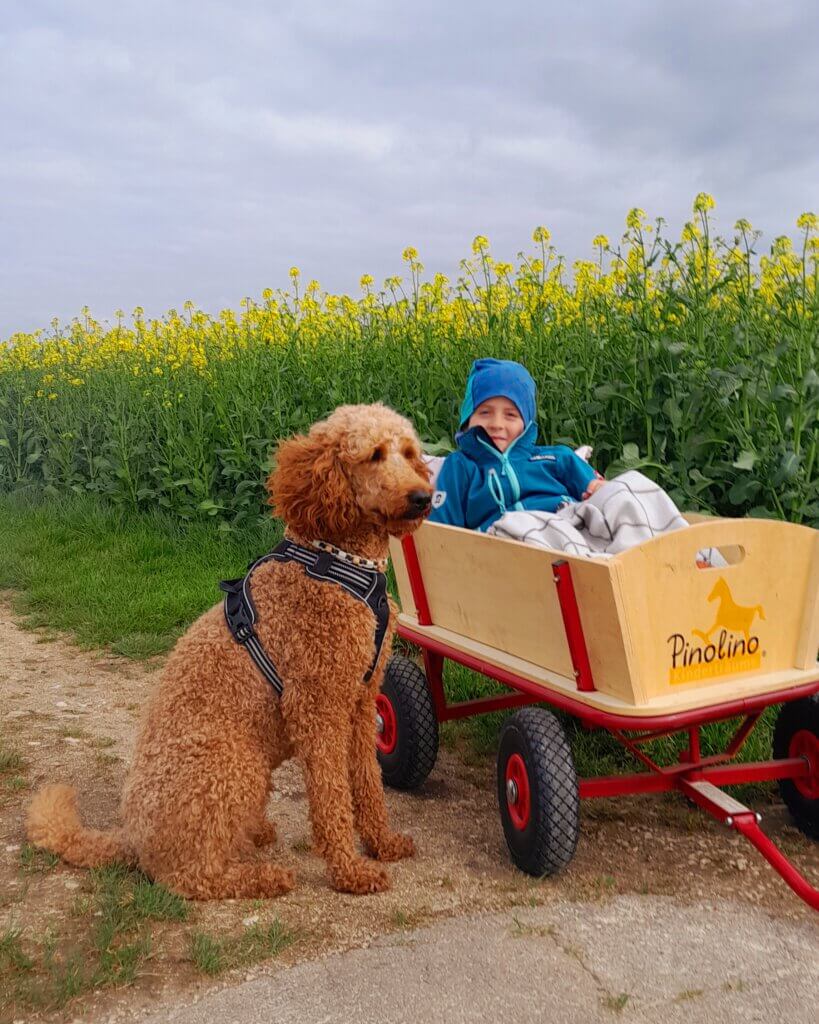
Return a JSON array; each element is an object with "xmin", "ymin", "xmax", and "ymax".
[{"xmin": 309, "ymin": 538, "xmax": 388, "ymax": 573}]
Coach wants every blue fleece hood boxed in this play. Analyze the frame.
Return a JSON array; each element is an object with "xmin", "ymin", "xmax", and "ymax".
[{"xmin": 458, "ymin": 358, "xmax": 536, "ymax": 430}]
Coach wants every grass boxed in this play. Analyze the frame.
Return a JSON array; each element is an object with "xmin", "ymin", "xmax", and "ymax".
[
  {"xmin": 19, "ymin": 843, "xmax": 60, "ymax": 874},
  {"xmin": 602, "ymin": 993, "xmax": 630, "ymax": 1013},
  {"xmin": 188, "ymin": 920, "xmax": 294, "ymax": 976},
  {"xmin": 0, "ymin": 490, "xmax": 281, "ymax": 657},
  {"xmin": 0, "ymin": 865, "xmax": 191, "ymax": 1017},
  {"xmin": 0, "ymin": 739, "xmax": 24, "ymax": 775}
]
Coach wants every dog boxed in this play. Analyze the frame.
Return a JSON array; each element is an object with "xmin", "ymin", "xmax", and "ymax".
[{"xmin": 26, "ymin": 403, "xmax": 433, "ymax": 898}]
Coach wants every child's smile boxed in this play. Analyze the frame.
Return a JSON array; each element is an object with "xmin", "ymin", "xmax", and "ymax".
[{"xmin": 468, "ymin": 396, "xmax": 525, "ymax": 453}]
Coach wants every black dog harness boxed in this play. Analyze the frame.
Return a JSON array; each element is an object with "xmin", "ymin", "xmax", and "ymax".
[{"xmin": 219, "ymin": 538, "xmax": 390, "ymax": 696}]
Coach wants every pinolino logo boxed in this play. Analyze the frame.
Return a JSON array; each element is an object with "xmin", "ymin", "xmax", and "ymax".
[{"xmin": 667, "ymin": 577, "xmax": 765, "ymax": 685}]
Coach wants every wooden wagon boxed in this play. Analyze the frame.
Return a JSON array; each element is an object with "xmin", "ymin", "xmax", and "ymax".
[{"xmin": 376, "ymin": 516, "xmax": 819, "ymax": 910}]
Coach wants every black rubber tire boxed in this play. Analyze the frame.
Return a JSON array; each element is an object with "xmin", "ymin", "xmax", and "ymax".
[
  {"xmin": 377, "ymin": 656, "xmax": 439, "ymax": 790},
  {"xmin": 773, "ymin": 695, "xmax": 819, "ymax": 840},
  {"xmin": 497, "ymin": 707, "xmax": 580, "ymax": 876}
]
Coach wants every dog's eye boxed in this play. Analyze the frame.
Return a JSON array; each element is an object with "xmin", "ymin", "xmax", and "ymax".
[
  {"xmin": 402, "ymin": 448, "xmax": 415, "ymax": 460},
  {"xmin": 370, "ymin": 447, "xmax": 385, "ymax": 462}
]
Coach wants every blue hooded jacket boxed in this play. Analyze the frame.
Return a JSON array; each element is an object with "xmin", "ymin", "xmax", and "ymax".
[{"xmin": 428, "ymin": 359, "xmax": 596, "ymax": 532}]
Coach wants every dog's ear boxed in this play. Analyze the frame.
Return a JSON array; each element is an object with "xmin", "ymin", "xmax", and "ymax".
[{"xmin": 268, "ymin": 430, "xmax": 360, "ymax": 539}]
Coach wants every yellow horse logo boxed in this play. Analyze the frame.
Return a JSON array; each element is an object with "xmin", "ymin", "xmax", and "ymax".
[{"xmin": 692, "ymin": 577, "xmax": 765, "ymax": 644}]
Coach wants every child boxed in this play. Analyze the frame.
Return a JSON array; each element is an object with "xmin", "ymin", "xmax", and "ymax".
[
  {"xmin": 428, "ymin": 358, "xmax": 605, "ymax": 532},
  {"xmin": 429, "ymin": 358, "xmax": 721, "ymax": 563}
]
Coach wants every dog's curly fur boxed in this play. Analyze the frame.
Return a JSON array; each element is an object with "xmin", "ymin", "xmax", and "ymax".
[{"xmin": 26, "ymin": 404, "xmax": 433, "ymax": 898}]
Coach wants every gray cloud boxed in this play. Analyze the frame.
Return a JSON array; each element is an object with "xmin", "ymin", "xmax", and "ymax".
[{"xmin": 2, "ymin": 0, "xmax": 817, "ymax": 335}]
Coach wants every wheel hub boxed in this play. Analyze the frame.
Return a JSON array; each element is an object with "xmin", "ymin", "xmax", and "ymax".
[
  {"xmin": 790, "ymin": 729, "xmax": 819, "ymax": 800},
  {"xmin": 504, "ymin": 753, "xmax": 531, "ymax": 830},
  {"xmin": 374, "ymin": 694, "xmax": 397, "ymax": 756}
]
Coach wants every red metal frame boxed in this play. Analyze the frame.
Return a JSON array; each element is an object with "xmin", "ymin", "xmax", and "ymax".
[
  {"xmin": 401, "ymin": 535, "xmax": 432, "ymax": 626},
  {"xmin": 398, "ymin": 622, "xmax": 819, "ymax": 732},
  {"xmin": 394, "ymin": 541, "xmax": 819, "ymax": 910},
  {"xmin": 552, "ymin": 560, "xmax": 596, "ymax": 691}
]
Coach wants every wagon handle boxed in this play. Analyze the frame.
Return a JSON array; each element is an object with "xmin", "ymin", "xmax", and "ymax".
[{"xmin": 732, "ymin": 815, "xmax": 819, "ymax": 910}]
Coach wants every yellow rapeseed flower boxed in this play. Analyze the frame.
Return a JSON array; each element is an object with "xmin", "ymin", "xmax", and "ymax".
[
  {"xmin": 797, "ymin": 212, "xmax": 818, "ymax": 232},
  {"xmin": 626, "ymin": 208, "xmax": 646, "ymax": 230},
  {"xmin": 402, "ymin": 246, "xmax": 419, "ymax": 262},
  {"xmin": 532, "ymin": 226, "xmax": 551, "ymax": 244},
  {"xmin": 592, "ymin": 235, "xmax": 609, "ymax": 248},
  {"xmin": 472, "ymin": 235, "xmax": 490, "ymax": 254},
  {"xmin": 693, "ymin": 192, "xmax": 716, "ymax": 213}
]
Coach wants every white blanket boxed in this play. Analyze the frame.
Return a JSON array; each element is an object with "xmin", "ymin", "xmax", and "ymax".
[{"xmin": 488, "ymin": 470, "xmax": 724, "ymax": 564}]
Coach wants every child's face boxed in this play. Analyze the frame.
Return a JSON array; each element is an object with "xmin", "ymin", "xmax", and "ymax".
[{"xmin": 468, "ymin": 397, "xmax": 525, "ymax": 452}]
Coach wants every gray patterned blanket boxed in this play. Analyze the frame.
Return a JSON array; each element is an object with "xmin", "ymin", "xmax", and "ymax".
[{"xmin": 488, "ymin": 470, "xmax": 724, "ymax": 564}]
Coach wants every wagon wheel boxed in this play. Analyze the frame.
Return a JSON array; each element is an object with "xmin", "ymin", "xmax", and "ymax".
[
  {"xmin": 497, "ymin": 707, "xmax": 580, "ymax": 876},
  {"xmin": 376, "ymin": 656, "xmax": 439, "ymax": 790},
  {"xmin": 773, "ymin": 695, "xmax": 819, "ymax": 840}
]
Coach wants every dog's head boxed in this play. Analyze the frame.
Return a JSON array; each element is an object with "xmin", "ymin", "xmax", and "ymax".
[{"xmin": 268, "ymin": 403, "xmax": 433, "ymax": 543}]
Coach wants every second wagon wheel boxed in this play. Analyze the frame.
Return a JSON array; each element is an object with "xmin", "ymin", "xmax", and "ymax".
[
  {"xmin": 773, "ymin": 694, "xmax": 819, "ymax": 839},
  {"xmin": 497, "ymin": 706, "xmax": 580, "ymax": 876},
  {"xmin": 376, "ymin": 655, "xmax": 439, "ymax": 790}
]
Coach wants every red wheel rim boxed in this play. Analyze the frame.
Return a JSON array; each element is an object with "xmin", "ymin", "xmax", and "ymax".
[
  {"xmin": 505, "ymin": 753, "xmax": 531, "ymax": 830},
  {"xmin": 790, "ymin": 729, "xmax": 819, "ymax": 800},
  {"xmin": 375, "ymin": 694, "xmax": 397, "ymax": 756}
]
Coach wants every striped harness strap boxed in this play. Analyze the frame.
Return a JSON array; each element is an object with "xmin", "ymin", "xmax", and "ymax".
[{"xmin": 218, "ymin": 539, "xmax": 390, "ymax": 696}]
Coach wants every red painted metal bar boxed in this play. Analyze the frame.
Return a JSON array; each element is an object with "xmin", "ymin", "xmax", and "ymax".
[
  {"xmin": 580, "ymin": 757, "xmax": 810, "ymax": 800},
  {"xmin": 689, "ymin": 757, "xmax": 808, "ymax": 788},
  {"xmin": 421, "ymin": 649, "xmax": 447, "ymax": 719},
  {"xmin": 683, "ymin": 726, "xmax": 701, "ymax": 763},
  {"xmin": 611, "ymin": 730, "xmax": 674, "ymax": 775},
  {"xmin": 580, "ymin": 773, "xmax": 674, "ymax": 799},
  {"xmin": 401, "ymin": 535, "xmax": 432, "ymax": 626},
  {"xmin": 551, "ymin": 560, "xmax": 596, "ymax": 692},
  {"xmin": 421, "ymin": 648, "xmax": 534, "ymax": 721},
  {"xmin": 724, "ymin": 713, "xmax": 762, "ymax": 757},
  {"xmin": 732, "ymin": 815, "xmax": 819, "ymax": 911},
  {"xmin": 439, "ymin": 692, "xmax": 535, "ymax": 722},
  {"xmin": 397, "ymin": 623, "xmax": 819, "ymax": 731}
]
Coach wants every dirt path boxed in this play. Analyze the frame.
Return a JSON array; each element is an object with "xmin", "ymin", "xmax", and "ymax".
[{"xmin": 1, "ymin": 593, "xmax": 817, "ymax": 1022}]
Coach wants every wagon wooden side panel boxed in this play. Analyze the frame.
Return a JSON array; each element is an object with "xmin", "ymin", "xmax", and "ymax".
[
  {"xmin": 614, "ymin": 518, "xmax": 819, "ymax": 704},
  {"xmin": 390, "ymin": 523, "xmax": 641, "ymax": 705}
]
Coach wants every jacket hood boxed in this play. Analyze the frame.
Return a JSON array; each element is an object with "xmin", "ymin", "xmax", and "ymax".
[{"xmin": 458, "ymin": 358, "xmax": 536, "ymax": 430}]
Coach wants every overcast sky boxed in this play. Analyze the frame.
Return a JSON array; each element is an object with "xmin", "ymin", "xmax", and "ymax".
[{"xmin": 2, "ymin": 0, "xmax": 818, "ymax": 337}]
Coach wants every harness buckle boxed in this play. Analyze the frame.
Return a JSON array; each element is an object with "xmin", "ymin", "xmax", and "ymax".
[{"xmin": 234, "ymin": 622, "xmax": 252, "ymax": 643}]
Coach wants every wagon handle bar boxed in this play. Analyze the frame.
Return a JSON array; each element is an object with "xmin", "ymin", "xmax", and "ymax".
[{"xmin": 731, "ymin": 814, "xmax": 819, "ymax": 911}]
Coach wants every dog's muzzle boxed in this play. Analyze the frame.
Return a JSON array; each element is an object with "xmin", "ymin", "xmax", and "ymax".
[{"xmin": 402, "ymin": 490, "xmax": 432, "ymax": 520}]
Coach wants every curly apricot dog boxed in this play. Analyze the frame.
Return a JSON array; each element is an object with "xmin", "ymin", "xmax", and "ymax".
[{"xmin": 26, "ymin": 404, "xmax": 433, "ymax": 898}]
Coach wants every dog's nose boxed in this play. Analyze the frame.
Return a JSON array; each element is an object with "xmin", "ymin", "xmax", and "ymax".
[{"xmin": 407, "ymin": 490, "xmax": 432, "ymax": 513}]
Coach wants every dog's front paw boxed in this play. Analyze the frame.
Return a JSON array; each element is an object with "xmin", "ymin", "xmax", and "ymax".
[
  {"xmin": 331, "ymin": 859, "xmax": 390, "ymax": 895},
  {"xmin": 365, "ymin": 831, "xmax": 415, "ymax": 862},
  {"xmin": 253, "ymin": 820, "xmax": 278, "ymax": 848},
  {"xmin": 256, "ymin": 864, "xmax": 296, "ymax": 897}
]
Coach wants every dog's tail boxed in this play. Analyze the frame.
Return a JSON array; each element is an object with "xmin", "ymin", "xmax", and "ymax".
[{"xmin": 26, "ymin": 784, "xmax": 135, "ymax": 868}]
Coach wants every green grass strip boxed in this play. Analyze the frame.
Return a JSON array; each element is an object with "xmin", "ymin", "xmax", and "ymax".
[{"xmin": 0, "ymin": 491, "xmax": 281, "ymax": 657}]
